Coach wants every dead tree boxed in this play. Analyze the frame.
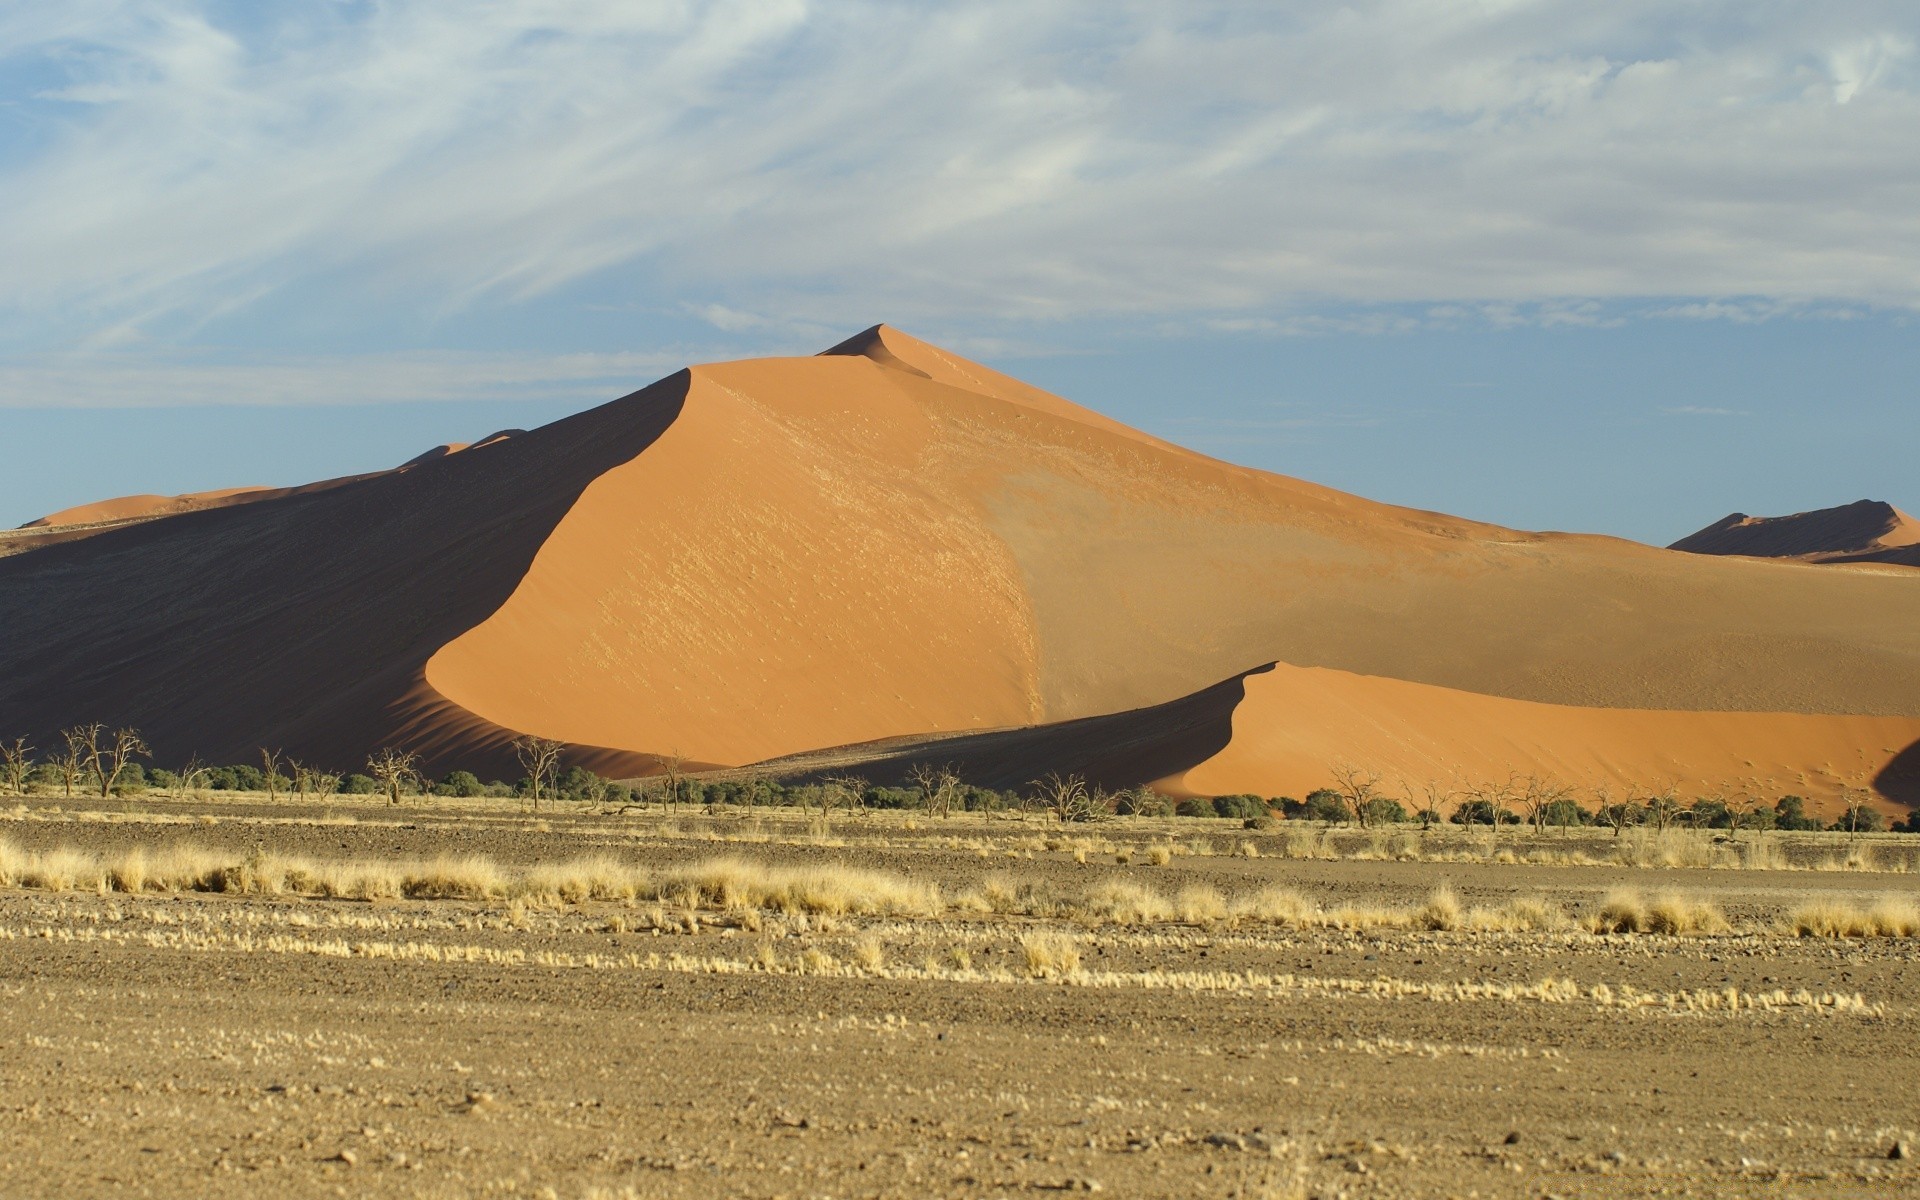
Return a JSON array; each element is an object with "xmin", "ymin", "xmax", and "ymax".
[
  {"xmin": 1332, "ymin": 763, "xmax": 1387, "ymax": 829},
  {"xmin": 366, "ymin": 748, "xmax": 421, "ymax": 807},
  {"xmin": 170, "ymin": 756, "xmax": 209, "ymax": 801},
  {"xmin": 652, "ymin": 751, "xmax": 685, "ymax": 813},
  {"xmin": 1034, "ymin": 772, "xmax": 1100, "ymax": 823},
  {"xmin": 513, "ymin": 736, "xmax": 565, "ymax": 811},
  {"xmin": 259, "ymin": 747, "xmax": 284, "ymax": 802},
  {"xmin": 908, "ymin": 762, "xmax": 962, "ymax": 819},
  {"xmin": 1412, "ymin": 778, "xmax": 1459, "ymax": 829},
  {"xmin": 1518, "ymin": 773, "xmax": 1575, "ymax": 834},
  {"xmin": 76, "ymin": 725, "xmax": 148, "ymax": 799},
  {"xmin": 57, "ymin": 726, "xmax": 93, "ymax": 797},
  {"xmin": 0, "ymin": 737, "xmax": 32, "ymax": 796}
]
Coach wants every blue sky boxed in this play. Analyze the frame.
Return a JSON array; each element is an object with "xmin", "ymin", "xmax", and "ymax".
[{"xmin": 3, "ymin": 2, "xmax": 1916, "ymax": 542}]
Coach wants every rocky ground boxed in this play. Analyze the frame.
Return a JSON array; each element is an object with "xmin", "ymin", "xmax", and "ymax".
[{"xmin": 2, "ymin": 796, "xmax": 1917, "ymax": 1198}]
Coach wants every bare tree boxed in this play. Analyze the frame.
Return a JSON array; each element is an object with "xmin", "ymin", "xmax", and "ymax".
[
  {"xmin": 258, "ymin": 747, "xmax": 284, "ymax": 802},
  {"xmin": 1033, "ymin": 772, "xmax": 1100, "ymax": 823},
  {"xmin": 1332, "ymin": 763, "xmax": 1390, "ymax": 829},
  {"xmin": 75, "ymin": 725, "xmax": 148, "ymax": 800},
  {"xmin": 289, "ymin": 759, "xmax": 339, "ymax": 806},
  {"xmin": 1517, "ymin": 773, "xmax": 1576, "ymax": 834},
  {"xmin": 1411, "ymin": 778, "xmax": 1459, "ymax": 829},
  {"xmin": 650, "ymin": 750, "xmax": 685, "ymax": 814},
  {"xmin": 1643, "ymin": 785, "xmax": 1685, "ymax": 833},
  {"xmin": 366, "ymin": 748, "xmax": 421, "ymax": 807},
  {"xmin": 908, "ymin": 762, "xmax": 962, "ymax": 819},
  {"xmin": 737, "ymin": 773, "xmax": 764, "ymax": 814},
  {"xmin": 1595, "ymin": 784, "xmax": 1641, "ymax": 838},
  {"xmin": 170, "ymin": 756, "xmax": 209, "ymax": 802},
  {"xmin": 0, "ymin": 737, "xmax": 32, "ymax": 796},
  {"xmin": 513, "ymin": 736, "xmax": 566, "ymax": 811},
  {"xmin": 1462, "ymin": 774, "xmax": 1520, "ymax": 837},
  {"xmin": 56, "ymin": 726, "xmax": 93, "ymax": 797}
]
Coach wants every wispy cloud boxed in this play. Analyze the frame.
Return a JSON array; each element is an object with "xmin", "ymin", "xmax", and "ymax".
[{"xmin": 0, "ymin": 2, "xmax": 1917, "ymax": 398}]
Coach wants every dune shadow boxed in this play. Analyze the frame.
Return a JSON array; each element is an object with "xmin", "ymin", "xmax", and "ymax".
[{"xmin": 1874, "ymin": 737, "xmax": 1920, "ymax": 810}]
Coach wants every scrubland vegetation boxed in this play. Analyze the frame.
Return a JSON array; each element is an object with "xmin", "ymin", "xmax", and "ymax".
[{"xmin": 3, "ymin": 738, "xmax": 1917, "ymax": 1198}]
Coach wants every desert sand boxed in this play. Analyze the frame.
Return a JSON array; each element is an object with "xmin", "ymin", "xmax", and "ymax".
[{"xmin": 2, "ymin": 326, "xmax": 1917, "ymax": 811}]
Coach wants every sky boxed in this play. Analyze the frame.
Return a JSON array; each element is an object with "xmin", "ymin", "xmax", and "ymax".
[{"xmin": 2, "ymin": 1, "xmax": 1917, "ymax": 542}]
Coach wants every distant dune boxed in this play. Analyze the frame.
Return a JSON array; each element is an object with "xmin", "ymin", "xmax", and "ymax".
[
  {"xmin": 1671, "ymin": 499, "xmax": 1920, "ymax": 568},
  {"xmin": 1, "ymin": 327, "xmax": 1915, "ymax": 813}
]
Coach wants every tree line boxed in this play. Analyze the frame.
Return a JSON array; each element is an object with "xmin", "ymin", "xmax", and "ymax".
[{"xmin": 0, "ymin": 730, "xmax": 1909, "ymax": 833}]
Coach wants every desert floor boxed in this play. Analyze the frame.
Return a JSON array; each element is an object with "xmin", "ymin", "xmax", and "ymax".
[{"xmin": 2, "ymin": 795, "xmax": 1918, "ymax": 1199}]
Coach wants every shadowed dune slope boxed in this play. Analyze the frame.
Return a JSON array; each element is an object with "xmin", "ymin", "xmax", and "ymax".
[
  {"xmin": 3, "ymin": 326, "xmax": 1919, "ymax": 796},
  {"xmin": 1671, "ymin": 499, "xmax": 1920, "ymax": 567},
  {"xmin": 0, "ymin": 374, "xmax": 692, "ymax": 776}
]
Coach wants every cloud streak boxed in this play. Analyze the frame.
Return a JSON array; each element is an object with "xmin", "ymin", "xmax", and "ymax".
[{"xmin": 1, "ymin": 2, "xmax": 1918, "ymax": 370}]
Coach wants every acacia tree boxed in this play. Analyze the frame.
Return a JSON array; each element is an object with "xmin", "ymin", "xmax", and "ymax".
[
  {"xmin": 1517, "ymin": 773, "xmax": 1575, "ymax": 834},
  {"xmin": 258, "ymin": 747, "xmax": 284, "ymax": 802},
  {"xmin": 0, "ymin": 737, "xmax": 32, "ymax": 796},
  {"xmin": 513, "ymin": 736, "xmax": 565, "ymax": 811},
  {"xmin": 74, "ymin": 724, "xmax": 148, "ymax": 799},
  {"xmin": 289, "ymin": 759, "xmax": 339, "ymax": 805},
  {"xmin": 56, "ymin": 727, "xmax": 92, "ymax": 797},
  {"xmin": 737, "ymin": 773, "xmax": 765, "ymax": 813},
  {"xmin": 365, "ymin": 748, "xmax": 421, "ymax": 807},
  {"xmin": 1643, "ymin": 785, "xmax": 1685, "ymax": 832},
  {"xmin": 908, "ymin": 762, "xmax": 962, "ymax": 819},
  {"xmin": 1411, "ymin": 778, "xmax": 1459, "ymax": 829},
  {"xmin": 170, "ymin": 756, "xmax": 210, "ymax": 801},
  {"xmin": 650, "ymin": 750, "xmax": 685, "ymax": 813},
  {"xmin": 1332, "ymin": 763, "xmax": 1390, "ymax": 829},
  {"xmin": 1034, "ymin": 772, "xmax": 1100, "ymax": 823},
  {"xmin": 1595, "ymin": 784, "xmax": 1642, "ymax": 838}
]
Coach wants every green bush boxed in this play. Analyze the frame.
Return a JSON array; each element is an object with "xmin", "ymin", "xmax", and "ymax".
[
  {"xmin": 1174, "ymin": 797, "xmax": 1216, "ymax": 818},
  {"xmin": 1774, "ymin": 795, "xmax": 1821, "ymax": 831},
  {"xmin": 1208, "ymin": 794, "xmax": 1265, "ymax": 820},
  {"xmin": 438, "ymin": 770, "xmax": 485, "ymax": 797},
  {"xmin": 1831, "ymin": 805, "xmax": 1886, "ymax": 833},
  {"xmin": 1304, "ymin": 789, "xmax": 1350, "ymax": 823},
  {"xmin": 339, "ymin": 773, "xmax": 379, "ymax": 795}
]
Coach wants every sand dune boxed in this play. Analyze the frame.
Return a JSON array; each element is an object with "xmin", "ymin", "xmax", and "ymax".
[
  {"xmin": 2, "ymin": 326, "xmax": 1916, "ymax": 809},
  {"xmin": 1173, "ymin": 663, "xmax": 1920, "ymax": 808},
  {"xmin": 1672, "ymin": 499, "xmax": 1920, "ymax": 568}
]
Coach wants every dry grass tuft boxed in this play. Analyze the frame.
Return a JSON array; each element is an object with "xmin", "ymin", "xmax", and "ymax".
[
  {"xmin": 1020, "ymin": 931, "xmax": 1083, "ymax": 978},
  {"xmin": 1416, "ymin": 884, "xmax": 1462, "ymax": 931},
  {"xmin": 1791, "ymin": 896, "xmax": 1920, "ymax": 938},
  {"xmin": 1145, "ymin": 845, "xmax": 1172, "ymax": 866},
  {"xmin": 1589, "ymin": 889, "xmax": 1728, "ymax": 935}
]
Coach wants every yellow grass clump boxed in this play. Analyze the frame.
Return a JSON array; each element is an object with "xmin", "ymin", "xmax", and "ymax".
[
  {"xmin": 1589, "ymin": 890, "xmax": 1729, "ymax": 935},
  {"xmin": 1791, "ymin": 896, "xmax": 1920, "ymax": 938}
]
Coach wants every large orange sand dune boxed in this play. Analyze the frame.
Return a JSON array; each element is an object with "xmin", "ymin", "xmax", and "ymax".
[{"xmin": 1, "ymin": 327, "xmax": 1915, "ymax": 813}]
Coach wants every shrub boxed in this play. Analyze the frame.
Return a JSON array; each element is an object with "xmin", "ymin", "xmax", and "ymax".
[
  {"xmin": 1174, "ymin": 797, "xmax": 1216, "ymax": 818},
  {"xmin": 1303, "ymin": 789, "xmax": 1349, "ymax": 823},
  {"xmin": 339, "ymin": 773, "xmax": 379, "ymax": 795},
  {"xmin": 438, "ymin": 770, "xmax": 485, "ymax": 798},
  {"xmin": 1830, "ymin": 805, "xmax": 1886, "ymax": 833},
  {"xmin": 1212, "ymin": 794, "xmax": 1268, "ymax": 820},
  {"xmin": 1774, "ymin": 795, "xmax": 1821, "ymax": 831}
]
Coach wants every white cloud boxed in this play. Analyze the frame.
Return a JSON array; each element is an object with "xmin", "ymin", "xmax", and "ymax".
[{"xmin": 1, "ymin": 1, "xmax": 1918, "ymax": 376}]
